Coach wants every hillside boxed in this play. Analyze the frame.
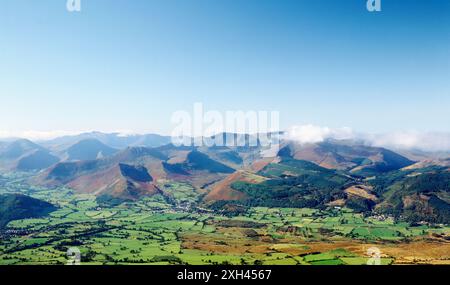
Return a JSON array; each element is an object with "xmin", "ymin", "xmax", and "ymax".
[
  {"xmin": 197, "ymin": 146, "xmax": 244, "ymax": 169},
  {"xmin": 279, "ymin": 140, "xmax": 414, "ymax": 175},
  {"xmin": 184, "ymin": 151, "xmax": 235, "ymax": 173},
  {"xmin": 206, "ymin": 154, "xmax": 450, "ymax": 224},
  {"xmin": 372, "ymin": 169, "xmax": 450, "ymax": 224},
  {"xmin": 65, "ymin": 139, "xmax": 118, "ymax": 161},
  {"xmin": 0, "ymin": 140, "xmax": 59, "ymax": 171},
  {"xmin": 204, "ymin": 170, "xmax": 267, "ymax": 201},
  {"xmin": 0, "ymin": 139, "xmax": 43, "ymax": 160},
  {"xmin": 210, "ymin": 158, "xmax": 353, "ymax": 209},
  {"xmin": 0, "ymin": 194, "xmax": 56, "ymax": 228},
  {"xmin": 16, "ymin": 150, "xmax": 60, "ymax": 171},
  {"xmin": 40, "ymin": 147, "xmax": 235, "ymax": 203}
]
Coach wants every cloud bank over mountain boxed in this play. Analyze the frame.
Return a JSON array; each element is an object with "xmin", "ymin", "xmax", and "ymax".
[
  {"xmin": 285, "ymin": 125, "xmax": 450, "ymax": 152},
  {"xmin": 285, "ymin": 125, "xmax": 355, "ymax": 144},
  {"xmin": 1, "ymin": 125, "xmax": 449, "ymax": 152},
  {"xmin": 365, "ymin": 131, "xmax": 450, "ymax": 152}
]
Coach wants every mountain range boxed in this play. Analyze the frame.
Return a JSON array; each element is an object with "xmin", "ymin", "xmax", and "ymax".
[{"xmin": 0, "ymin": 131, "xmax": 449, "ymax": 224}]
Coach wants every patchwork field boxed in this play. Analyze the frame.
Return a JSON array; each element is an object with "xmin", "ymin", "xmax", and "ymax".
[{"xmin": 0, "ymin": 173, "xmax": 449, "ymax": 265}]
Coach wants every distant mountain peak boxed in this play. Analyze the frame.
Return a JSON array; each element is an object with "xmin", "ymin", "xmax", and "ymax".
[
  {"xmin": 66, "ymin": 139, "xmax": 118, "ymax": 161},
  {"xmin": 0, "ymin": 139, "xmax": 45, "ymax": 162}
]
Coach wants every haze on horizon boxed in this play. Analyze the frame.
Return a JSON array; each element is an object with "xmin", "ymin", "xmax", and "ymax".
[{"xmin": 1, "ymin": 1, "xmax": 449, "ymax": 138}]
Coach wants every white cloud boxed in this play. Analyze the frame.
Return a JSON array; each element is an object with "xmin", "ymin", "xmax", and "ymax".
[
  {"xmin": 285, "ymin": 124, "xmax": 354, "ymax": 144},
  {"xmin": 285, "ymin": 125, "xmax": 450, "ymax": 152},
  {"xmin": 365, "ymin": 131, "xmax": 450, "ymax": 152}
]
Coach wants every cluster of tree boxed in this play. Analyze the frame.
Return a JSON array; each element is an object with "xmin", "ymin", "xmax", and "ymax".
[
  {"xmin": 230, "ymin": 173, "xmax": 346, "ymax": 209},
  {"xmin": 374, "ymin": 170, "xmax": 450, "ymax": 224}
]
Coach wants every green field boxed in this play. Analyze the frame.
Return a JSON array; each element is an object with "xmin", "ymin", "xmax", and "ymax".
[{"xmin": 0, "ymin": 173, "xmax": 449, "ymax": 265}]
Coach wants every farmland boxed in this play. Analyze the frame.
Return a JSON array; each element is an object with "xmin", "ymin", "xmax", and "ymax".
[{"xmin": 0, "ymin": 173, "xmax": 449, "ymax": 265}]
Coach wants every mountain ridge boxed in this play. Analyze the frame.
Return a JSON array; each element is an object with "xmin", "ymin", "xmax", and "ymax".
[{"xmin": 1, "ymin": 134, "xmax": 448, "ymax": 224}]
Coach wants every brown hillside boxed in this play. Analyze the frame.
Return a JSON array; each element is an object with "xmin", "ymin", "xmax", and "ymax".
[{"xmin": 205, "ymin": 170, "xmax": 267, "ymax": 201}]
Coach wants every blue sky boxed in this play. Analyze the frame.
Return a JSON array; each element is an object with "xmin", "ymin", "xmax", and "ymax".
[{"xmin": 0, "ymin": 0, "xmax": 449, "ymax": 137}]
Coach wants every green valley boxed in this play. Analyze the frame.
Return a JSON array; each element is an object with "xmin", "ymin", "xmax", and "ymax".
[{"xmin": 0, "ymin": 173, "xmax": 448, "ymax": 265}]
